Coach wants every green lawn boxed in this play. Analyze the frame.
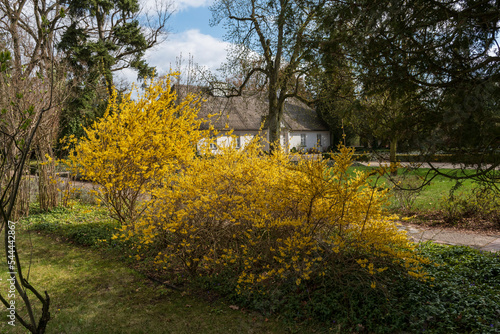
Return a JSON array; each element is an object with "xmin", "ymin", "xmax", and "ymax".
[
  {"xmin": 0, "ymin": 221, "xmax": 291, "ymax": 334},
  {"xmin": 349, "ymin": 166, "xmax": 478, "ymax": 211}
]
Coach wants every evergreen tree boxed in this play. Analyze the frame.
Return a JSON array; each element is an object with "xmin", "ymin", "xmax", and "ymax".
[
  {"xmin": 57, "ymin": 0, "xmax": 172, "ymax": 146},
  {"xmin": 318, "ymin": 0, "xmax": 499, "ymax": 183}
]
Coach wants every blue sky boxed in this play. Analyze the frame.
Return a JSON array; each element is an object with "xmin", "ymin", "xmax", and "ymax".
[
  {"xmin": 116, "ymin": 0, "xmax": 230, "ymax": 85},
  {"xmin": 169, "ymin": 4, "xmax": 225, "ymax": 40}
]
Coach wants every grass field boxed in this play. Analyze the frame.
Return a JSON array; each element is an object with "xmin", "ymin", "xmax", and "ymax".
[
  {"xmin": 349, "ymin": 166, "xmax": 478, "ymax": 211},
  {"xmin": 0, "ymin": 224, "xmax": 291, "ymax": 334}
]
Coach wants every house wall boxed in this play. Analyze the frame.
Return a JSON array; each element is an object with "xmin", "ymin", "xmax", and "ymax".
[
  {"xmin": 201, "ymin": 131, "xmax": 262, "ymax": 152},
  {"xmin": 287, "ymin": 131, "xmax": 330, "ymax": 152},
  {"xmin": 219, "ymin": 131, "xmax": 259, "ymax": 149},
  {"xmin": 200, "ymin": 130, "xmax": 330, "ymax": 153}
]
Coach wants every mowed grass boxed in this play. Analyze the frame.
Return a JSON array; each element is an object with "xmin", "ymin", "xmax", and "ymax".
[
  {"xmin": 348, "ymin": 166, "xmax": 477, "ymax": 211},
  {"xmin": 0, "ymin": 225, "xmax": 289, "ymax": 334},
  {"xmin": 411, "ymin": 176, "xmax": 475, "ymax": 210}
]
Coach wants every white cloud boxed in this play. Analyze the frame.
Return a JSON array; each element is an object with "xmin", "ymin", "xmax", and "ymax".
[
  {"xmin": 147, "ymin": 29, "xmax": 229, "ymax": 73},
  {"xmin": 114, "ymin": 29, "xmax": 230, "ymax": 88},
  {"xmin": 114, "ymin": 67, "xmax": 138, "ymax": 88},
  {"xmin": 142, "ymin": 0, "xmax": 213, "ymax": 13}
]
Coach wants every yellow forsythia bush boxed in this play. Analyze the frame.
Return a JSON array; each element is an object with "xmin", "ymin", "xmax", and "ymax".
[
  {"xmin": 67, "ymin": 74, "xmax": 210, "ymax": 227},
  {"xmin": 130, "ymin": 142, "xmax": 430, "ymax": 292},
  {"xmin": 72, "ymin": 76, "xmax": 430, "ymax": 293}
]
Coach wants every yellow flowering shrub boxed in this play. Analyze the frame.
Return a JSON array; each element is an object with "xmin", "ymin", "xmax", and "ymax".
[
  {"xmin": 71, "ymin": 76, "xmax": 430, "ymax": 295},
  {"xmin": 117, "ymin": 141, "xmax": 429, "ymax": 291},
  {"xmin": 67, "ymin": 74, "xmax": 209, "ymax": 227}
]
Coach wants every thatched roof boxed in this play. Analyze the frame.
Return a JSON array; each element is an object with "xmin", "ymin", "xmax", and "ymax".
[{"xmin": 174, "ymin": 85, "xmax": 328, "ymax": 132}]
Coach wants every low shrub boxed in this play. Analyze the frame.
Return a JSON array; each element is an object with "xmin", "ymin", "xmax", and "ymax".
[
  {"xmin": 114, "ymin": 144, "xmax": 430, "ymax": 288},
  {"xmin": 389, "ymin": 174, "xmax": 423, "ymax": 213},
  {"xmin": 322, "ymin": 152, "xmax": 370, "ymax": 162},
  {"xmin": 392, "ymin": 153, "xmax": 499, "ymax": 164},
  {"xmin": 23, "ymin": 204, "xmax": 118, "ymax": 247},
  {"xmin": 440, "ymin": 184, "xmax": 500, "ymax": 226}
]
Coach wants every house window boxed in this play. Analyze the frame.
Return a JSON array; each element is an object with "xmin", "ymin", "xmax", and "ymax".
[
  {"xmin": 317, "ymin": 134, "xmax": 322, "ymax": 147},
  {"xmin": 300, "ymin": 134, "xmax": 306, "ymax": 147},
  {"xmin": 210, "ymin": 136, "xmax": 217, "ymax": 150},
  {"xmin": 235, "ymin": 135, "xmax": 241, "ymax": 148}
]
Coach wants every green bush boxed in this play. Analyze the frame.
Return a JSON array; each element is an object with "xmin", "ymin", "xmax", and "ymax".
[
  {"xmin": 389, "ymin": 174, "xmax": 423, "ymax": 213},
  {"xmin": 322, "ymin": 152, "xmax": 370, "ymax": 162},
  {"xmin": 395, "ymin": 153, "xmax": 499, "ymax": 164}
]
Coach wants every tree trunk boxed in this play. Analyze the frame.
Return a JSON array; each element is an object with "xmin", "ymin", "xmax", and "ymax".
[
  {"xmin": 267, "ymin": 83, "xmax": 282, "ymax": 153},
  {"xmin": 390, "ymin": 138, "xmax": 398, "ymax": 176}
]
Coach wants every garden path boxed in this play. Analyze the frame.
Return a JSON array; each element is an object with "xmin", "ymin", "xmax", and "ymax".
[{"xmin": 397, "ymin": 223, "xmax": 500, "ymax": 252}]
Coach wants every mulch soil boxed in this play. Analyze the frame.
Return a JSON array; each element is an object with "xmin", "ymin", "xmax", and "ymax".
[{"xmin": 400, "ymin": 210, "xmax": 500, "ymax": 235}]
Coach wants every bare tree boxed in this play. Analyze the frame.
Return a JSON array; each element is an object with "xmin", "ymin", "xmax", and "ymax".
[
  {"xmin": 0, "ymin": 2, "xmax": 71, "ymax": 331},
  {"xmin": 0, "ymin": 0, "xmax": 71, "ymax": 211},
  {"xmin": 0, "ymin": 49, "xmax": 54, "ymax": 334},
  {"xmin": 210, "ymin": 0, "xmax": 326, "ymax": 152}
]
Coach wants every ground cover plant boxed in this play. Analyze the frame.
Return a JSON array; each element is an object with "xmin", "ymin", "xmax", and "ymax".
[
  {"xmin": 389, "ymin": 243, "xmax": 500, "ymax": 333},
  {"xmin": 23, "ymin": 202, "xmax": 116, "ymax": 247}
]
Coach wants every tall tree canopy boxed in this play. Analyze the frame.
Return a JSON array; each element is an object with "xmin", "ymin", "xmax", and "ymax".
[
  {"xmin": 316, "ymin": 0, "xmax": 500, "ymax": 185},
  {"xmin": 332, "ymin": 0, "xmax": 500, "ymax": 155}
]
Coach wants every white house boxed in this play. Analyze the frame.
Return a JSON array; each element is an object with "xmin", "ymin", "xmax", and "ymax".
[{"xmin": 175, "ymin": 85, "xmax": 331, "ymax": 152}]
